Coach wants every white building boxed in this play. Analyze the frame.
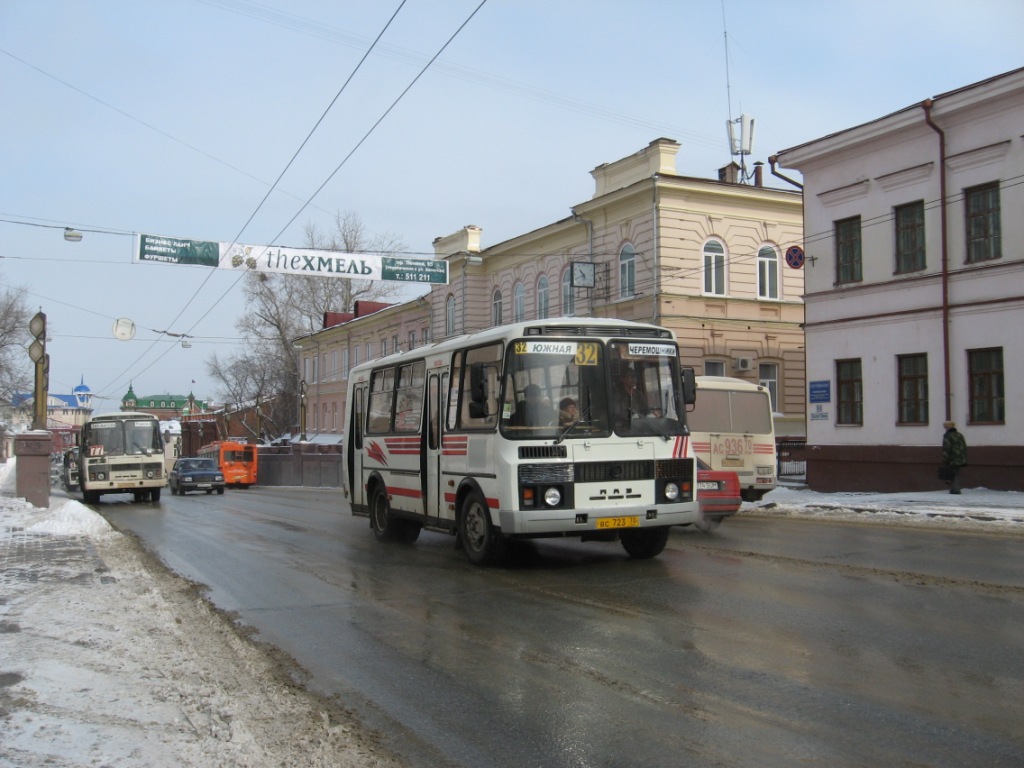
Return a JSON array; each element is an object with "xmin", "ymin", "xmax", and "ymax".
[{"xmin": 776, "ymin": 68, "xmax": 1023, "ymax": 492}]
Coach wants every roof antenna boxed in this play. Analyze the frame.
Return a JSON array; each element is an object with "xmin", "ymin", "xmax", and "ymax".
[{"xmin": 722, "ymin": 0, "xmax": 755, "ymax": 183}]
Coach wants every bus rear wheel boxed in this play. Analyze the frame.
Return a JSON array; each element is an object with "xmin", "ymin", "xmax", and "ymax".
[
  {"xmin": 459, "ymin": 490, "xmax": 506, "ymax": 566},
  {"xmin": 620, "ymin": 526, "xmax": 670, "ymax": 559}
]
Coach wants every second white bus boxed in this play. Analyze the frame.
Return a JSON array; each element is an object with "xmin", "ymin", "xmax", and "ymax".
[
  {"xmin": 344, "ymin": 318, "xmax": 701, "ymax": 566},
  {"xmin": 688, "ymin": 376, "xmax": 777, "ymax": 501},
  {"xmin": 77, "ymin": 411, "xmax": 166, "ymax": 504}
]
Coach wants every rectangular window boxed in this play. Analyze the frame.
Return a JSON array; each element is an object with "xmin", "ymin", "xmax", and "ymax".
[
  {"xmin": 835, "ymin": 217, "xmax": 862, "ymax": 284},
  {"xmin": 758, "ymin": 362, "xmax": 779, "ymax": 412},
  {"xmin": 965, "ymin": 182, "xmax": 1001, "ymax": 263},
  {"xmin": 968, "ymin": 347, "xmax": 1004, "ymax": 424},
  {"xmin": 394, "ymin": 361, "xmax": 425, "ymax": 433},
  {"xmin": 896, "ymin": 353, "xmax": 928, "ymax": 424},
  {"xmin": 757, "ymin": 246, "xmax": 779, "ymax": 299},
  {"xmin": 366, "ymin": 368, "xmax": 395, "ymax": 434},
  {"xmin": 894, "ymin": 201, "xmax": 925, "ymax": 273},
  {"xmin": 837, "ymin": 359, "xmax": 863, "ymax": 425},
  {"xmin": 704, "ymin": 360, "xmax": 726, "ymax": 377}
]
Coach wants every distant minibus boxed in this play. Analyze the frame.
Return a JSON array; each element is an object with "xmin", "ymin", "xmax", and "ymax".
[{"xmin": 688, "ymin": 376, "xmax": 776, "ymax": 501}]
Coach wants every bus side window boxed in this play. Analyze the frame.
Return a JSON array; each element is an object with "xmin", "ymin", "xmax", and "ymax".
[
  {"xmin": 462, "ymin": 343, "xmax": 502, "ymax": 429},
  {"xmin": 367, "ymin": 367, "xmax": 396, "ymax": 433}
]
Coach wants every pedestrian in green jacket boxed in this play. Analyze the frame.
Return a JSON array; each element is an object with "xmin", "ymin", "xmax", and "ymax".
[{"xmin": 942, "ymin": 421, "xmax": 968, "ymax": 495}]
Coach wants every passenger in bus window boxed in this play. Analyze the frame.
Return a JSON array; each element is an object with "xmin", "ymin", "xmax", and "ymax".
[
  {"xmin": 558, "ymin": 397, "xmax": 578, "ymax": 426},
  {"xmin": 612, "ymin": 366, "xmax": 648, "ymax": 428},
  {"xmin": 511, "ymin": 384, "xmax": 551, "ymax": 427}
]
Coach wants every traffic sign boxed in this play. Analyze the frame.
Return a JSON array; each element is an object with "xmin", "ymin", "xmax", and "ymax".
[{"xmin": 785, "ymin": 245, "xmax": 805, "ymax": 269}]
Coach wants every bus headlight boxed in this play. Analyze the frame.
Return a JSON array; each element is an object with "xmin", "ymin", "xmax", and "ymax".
[
  {"xmin": 146, "ymin": 470, "xmax": 155, "ymax": 479},
  {"xmin": 663, "ymin": 482, "xmax": 680, "ymax": 501},
  {"xmin": 543, "ymin": 487, "xmax": 562, "ymax": 507}
]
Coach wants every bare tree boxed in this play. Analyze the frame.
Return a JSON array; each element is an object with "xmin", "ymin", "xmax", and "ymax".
[
  {"xmin": 0, "ymin": 279, "xmax": 33, "ymax": 405},
  {"xmin": 206, "ymin": 211, "xmax": 406, "ymax": 440}
]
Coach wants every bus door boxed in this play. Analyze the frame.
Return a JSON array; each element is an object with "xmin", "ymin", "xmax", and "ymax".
[
  {"xmin": 423, "ymin": 372, "xmax": 446, "ymax": 519},
  {"xmin": 348, "ymin": 383, "xmax": 368, "ymax": 508}
]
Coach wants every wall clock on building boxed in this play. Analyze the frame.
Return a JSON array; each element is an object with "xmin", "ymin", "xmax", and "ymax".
[{"xmin": 571, "ymin": 261, "xmax": 595, "ymax": 288}]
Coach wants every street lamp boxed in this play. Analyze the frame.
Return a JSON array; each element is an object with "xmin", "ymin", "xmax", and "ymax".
[{"xmin": 63, "ymin": 227, "xmax": 83, "ymax": 242}]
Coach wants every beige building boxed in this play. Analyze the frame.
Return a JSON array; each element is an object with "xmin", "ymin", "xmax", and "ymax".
[{"xmin": 301, "ymin": 138, "xmax": 805, "ymax": 440}]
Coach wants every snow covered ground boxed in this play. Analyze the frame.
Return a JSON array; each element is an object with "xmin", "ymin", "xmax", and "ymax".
[
  {"xmin": 0, "ymin": 459, "xmax": 401, "ymax": 768},
  {"xmin": 1, "ymin": 457, "xmax": 1021, "ymax": 767}
]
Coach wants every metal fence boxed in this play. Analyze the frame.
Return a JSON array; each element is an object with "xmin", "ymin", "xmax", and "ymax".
[{"xmin": 777, "ymin": 441, "xmax": 806, "ymax": 478}]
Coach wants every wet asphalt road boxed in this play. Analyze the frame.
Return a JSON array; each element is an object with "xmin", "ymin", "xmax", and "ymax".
[{"xmin": 99, "ymin": 487, "xmax": 1024, "ymax": 768}]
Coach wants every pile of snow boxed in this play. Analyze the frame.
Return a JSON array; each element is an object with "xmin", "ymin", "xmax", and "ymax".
[{"xmin": 0, "ymin": 457, "xmax": 113, "ymax": 537}]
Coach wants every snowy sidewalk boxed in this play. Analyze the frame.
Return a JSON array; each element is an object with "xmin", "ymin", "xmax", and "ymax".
[
  {"xmin": 745, "ymin": 482, "xmax": 1024, "ymax": 532},
  {"xmin": 0, "ymin": 460, "xmax": 399, "ymax": 768}
]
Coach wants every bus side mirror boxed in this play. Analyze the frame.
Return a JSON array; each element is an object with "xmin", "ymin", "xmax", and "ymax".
[
  {"xmin": 681, "ymin": 367, "xmax": 697, "ymax": 406},
  {"xmin": 468, "ymin": 363, "xmax": 490, "ymax": 418}
]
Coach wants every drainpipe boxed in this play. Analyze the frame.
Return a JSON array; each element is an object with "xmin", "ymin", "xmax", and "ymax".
[
  {"xmin": 652, "ymin": 181, "xmax": 661, "ymax": 324},
  {"xmin": 768, "ymin": 155, "xmax": 803, "ymax": 190},
  {"xmin": 922, "ymin": 99, "xmax": 952, "ymax": 423}
]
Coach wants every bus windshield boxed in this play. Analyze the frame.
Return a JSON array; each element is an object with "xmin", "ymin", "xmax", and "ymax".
[
  {"xmin": 84, "ymin": 417, "xmax": 162, "ymax": 457},
  {"xmin": 499, "ymin": 337, "xmax": 685, "ymax": 439}
]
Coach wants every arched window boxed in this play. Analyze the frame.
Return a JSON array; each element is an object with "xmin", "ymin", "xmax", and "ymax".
[
  {"xmin": 537, "ymin": 276, "xmax": 549, "ymax": 319},
  {"xmin": 703, "ymin": 240, "xmax": 726, "ymax": 295},
  {"xmin": 619, "ymin": 244, "xmax": 636, "ymax": 298},
  {"xmin": 561, "ymin": 269, "xmax": 575, "ymax": 316},
  {"xmin": 492, "ymin": 289, "xmax": 503, "ymax": 326},
  {"xmin": 513, "ymin": 283, "xmax": 525, "ymax": 322},
  {"xmin": 445, "ymin": 294, "xmax": 455, "ymax": 335},
  {"xmin": 758, "ymin": 245, "xmax": 779, "ymax": 300}
]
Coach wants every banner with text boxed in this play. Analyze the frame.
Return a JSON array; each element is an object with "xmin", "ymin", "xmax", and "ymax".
[{"xmin": 135, "ymin": 234, "xmax": 449, "ymax": 285}]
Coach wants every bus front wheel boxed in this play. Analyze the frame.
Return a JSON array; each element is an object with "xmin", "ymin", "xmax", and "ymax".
[
  {"xmin": 459, "ymin": 490, "xmax": 506, "ymax": 566},
  {"xmin": 370, "ymin": 487, "xmax": 420, "ymax": 543},
  {"xmin": 620, "ymin": 526, "xmax": 670, "ymax": 559}
]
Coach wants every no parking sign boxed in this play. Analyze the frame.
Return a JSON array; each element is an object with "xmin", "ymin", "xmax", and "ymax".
[{"xmin": 785, "ymin": 245, "xmax": 805, "ymax": 269}]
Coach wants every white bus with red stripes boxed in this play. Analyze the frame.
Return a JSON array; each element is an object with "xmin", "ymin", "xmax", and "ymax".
[
  {"xmin": 343, "ymin": 318, "xmax": 700, "ymax": 566},
  {"xmin": 688, "ymin": 376, "xmax": 777, "ymax": 501}
]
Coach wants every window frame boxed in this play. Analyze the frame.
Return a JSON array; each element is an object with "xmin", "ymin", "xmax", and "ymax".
[
  {"xmin": 964, "ymin": 182, "xmax": 1001, "ymax": 264},
  {"xmin": 835, "ymin": 216, "xmax": 862, "ymax": 285},
  {"xmin": 968, "ymin": 347, "xmax": 1004, "ymax": 424},
  {"xmin": 836, "ymin": 358, "xmax": 863, "ymax": 425},
  {"xmin": 757, "ymin": 245, "xmax": 779, "ymax": 300},
  {"xmin": 896, "ymin": 353, "xmax": 928, "ymax": 425},
  {"xmin": 513, "ymin": 282, "xmax": 525, "ymax": 323},
  {"xmin": 561, "ymin": 268, "xmax": 575, "ymax": 316},
  {"xmin": 619, "ymin": 244, "xmax": 636, "ymax": 299},
  {"xmin": 492, "ymin": 289, "xmax": 503, "ymax": 326},
  {"xmin": 537, "ymin": 275, "xmax": 549, "ymax": 319},
  {"xmin": 894, "ymin": 200, "xmax": 926, "ymax": 274},
  {"xmin": 703, "ymin": 239, "xmax": 726, "ymax": 296}
]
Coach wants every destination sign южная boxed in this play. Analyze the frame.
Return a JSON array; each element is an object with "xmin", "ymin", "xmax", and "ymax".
[
  {"xmin": 516, "ymin": 341, "xmax": 578, "ymax": 355},
  {"xmin": 135, "ymin": 234, "xmax": 448, "ymax": 284}
]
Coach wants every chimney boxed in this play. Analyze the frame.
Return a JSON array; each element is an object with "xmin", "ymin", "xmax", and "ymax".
[{"xmin": 718, "ymin": 162, "xmax": 740, "ymax": 183}]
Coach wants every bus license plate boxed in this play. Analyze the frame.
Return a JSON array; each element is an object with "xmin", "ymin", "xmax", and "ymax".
[{"xmin": 597, "ymin": 516, "xmax": 639, "ymax": 529}]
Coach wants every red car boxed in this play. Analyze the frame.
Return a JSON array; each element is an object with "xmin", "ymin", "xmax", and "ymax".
[{"xmin": 696, "ymin": 458, "xmax": 742, "ymax": 531}]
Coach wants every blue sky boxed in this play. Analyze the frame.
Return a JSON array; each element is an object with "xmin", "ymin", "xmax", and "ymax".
[{"xmin": 2, "ymin": 0, "xmax": 1022, "ymax": 409}]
